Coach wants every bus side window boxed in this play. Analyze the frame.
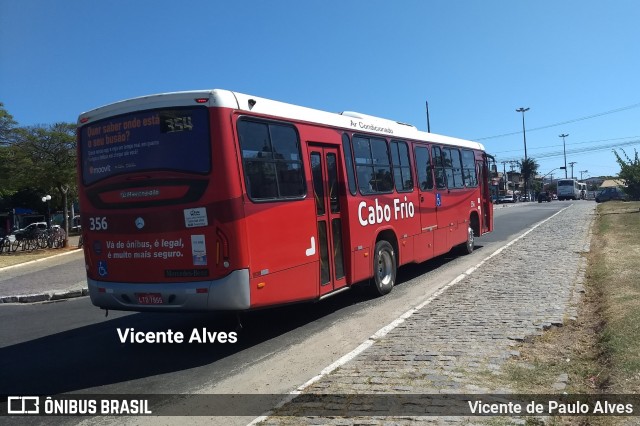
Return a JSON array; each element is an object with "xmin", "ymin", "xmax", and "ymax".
[
  {"xmin": 353, "ymin": 135, "xmax": 393, "ymax": 194},
  {"xmin": 342, "ymin": 133, "xmax": 357, "ymax": 196},
  {"xmin": 390, "ymin": 140, "xmax": 413, "ymax": 192},
  {"xmin": 461, "ymin": 149, "xmax": 478, "ymax": 187},
  {"xmin": 438, "ymin": 147, "xmax": 464, "ymax": 189},
  {"xmin": 238, "ymin": 119, "xmax": 305, "ymax": 201},
  {"xmin": 414, "ymin": 146, "xmax": 433, "ymax": 191},
  {"xmin": 432, "ymin": 146, "xmax": 447, "ymax": 189}
]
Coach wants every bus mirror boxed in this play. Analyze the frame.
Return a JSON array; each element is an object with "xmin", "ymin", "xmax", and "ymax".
[{"xmin": 491, "ymin": 164, "xmax": 497, "ymax": 173}]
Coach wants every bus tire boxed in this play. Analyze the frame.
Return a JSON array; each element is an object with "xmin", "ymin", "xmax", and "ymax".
[
  {"xmin": 461, "ymin": 225, "xmax": 475, "ymax": 255},
  {"xmin": 371, "ymin": 240, "xmax": 396, "ymax": 296}
]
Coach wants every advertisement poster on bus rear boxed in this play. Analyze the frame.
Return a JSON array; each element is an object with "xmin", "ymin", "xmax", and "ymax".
[{"xmin": 80, "ymin": 107, "xmax": 210, "ymax": 185}]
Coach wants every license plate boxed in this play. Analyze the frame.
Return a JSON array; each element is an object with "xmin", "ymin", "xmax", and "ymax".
[{"xmin": 136, "ymin": 293, "xmax": 163, "ymax": 305}]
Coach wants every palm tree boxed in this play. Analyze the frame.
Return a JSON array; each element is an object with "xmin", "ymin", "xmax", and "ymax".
[{"xmin": 520, "ymin": 157, "xmax": 539, "ymax": 199}]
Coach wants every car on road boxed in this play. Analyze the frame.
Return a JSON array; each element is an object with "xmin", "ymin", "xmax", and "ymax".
[
  {"xmin": 498, "ymin": 194, "xmax": 515, "ymax": 203},
  {"xmin": 538, "ymin": 191, "xmax": 552, "ymax": 203},
  {"xmin": 595, "ymin": 187, "xmax": 629, "ymax": 203}
]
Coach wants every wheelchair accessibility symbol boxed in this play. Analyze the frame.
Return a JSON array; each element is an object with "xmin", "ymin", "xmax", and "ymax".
[
  {"xmin": 98, "ymin": 261, "xmax": 108, "ymax": 277},
  {"xmin": 436, "ymin": 193, "xmax": 442, "ymax": 207}
]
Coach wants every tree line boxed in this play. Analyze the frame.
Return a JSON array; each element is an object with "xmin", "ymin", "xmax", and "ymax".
[{"xmin": 0, "ymin": 102, "xmax": 76, "ymax": 236}]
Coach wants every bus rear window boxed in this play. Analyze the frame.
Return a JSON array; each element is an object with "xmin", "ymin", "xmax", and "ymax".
[{"xmin": 79, "ymin": 107, "xmax": 210, "ymax": 185}]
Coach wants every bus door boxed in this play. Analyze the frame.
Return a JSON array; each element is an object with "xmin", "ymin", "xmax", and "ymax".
[
  {"xmin": 413, "ymin": 145, "xmax": 436, "ymax": 261},
  {"xmin": 477, "ymin": 157, "xmax": 493, "ymax": 233},
  {"xmin": 309, "ymin": 145, "xmax": 347, "ymax": 295},
  {"xmin": 430, "ymin": 146, "xmax": 454, "ymax": 255}
]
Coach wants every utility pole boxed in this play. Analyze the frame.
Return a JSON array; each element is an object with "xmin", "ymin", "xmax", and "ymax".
[
  {"xmin": 579, "ymin": 170, "xmax": 588, "ymax": 180},
  {"xmin": 559, "ymin": 133, "xmax": 569, "ymax": 178},
  {"xmin": 501, "ymin": 161, "xmax": 508, "ymax": 191},
  {"xmin": 425, "ymin": 100, "xmax": 431, "ymax": 133},
  {"xmin": 516, "ymin": 107, "xmax": 529, "ymax": 160},
  {"xmin": 569, "ymin": 161, "xmax": 577, "ymax": 179},
  {"xmin": 516, "ymin": 107, "xmax": 530, "ymax": 197}
]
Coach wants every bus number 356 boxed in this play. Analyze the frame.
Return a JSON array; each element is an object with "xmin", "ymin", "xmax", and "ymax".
[{"xmin": 89, "ymin": 217, "xmax": 108, "ymax": 231}]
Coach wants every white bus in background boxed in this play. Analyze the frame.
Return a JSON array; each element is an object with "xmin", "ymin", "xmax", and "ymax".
[
  {"xmin": 578, "ymin": 182, "xmax": 587, "ymax": 199},
  {"xmin": 557, "ymin": 178, "xmax": 581, "ymax": 200}
]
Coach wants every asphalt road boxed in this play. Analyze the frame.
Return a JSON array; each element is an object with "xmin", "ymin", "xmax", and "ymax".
[{"xmin": 0, "ymin": 201, "xmax": 574, "ymax": 424}]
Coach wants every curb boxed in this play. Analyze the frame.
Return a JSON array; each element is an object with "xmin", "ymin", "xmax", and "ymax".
[{"xmin": 0, "ymin": 288, "xmax": 89, "ymax": 304}]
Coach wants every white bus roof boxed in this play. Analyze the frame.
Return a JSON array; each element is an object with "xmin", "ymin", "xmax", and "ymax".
[{"xmin": 79, "ymin": 89, "xmax": 486, "ymax": 152}]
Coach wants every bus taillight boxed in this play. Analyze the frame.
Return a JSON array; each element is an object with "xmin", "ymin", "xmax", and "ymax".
[{"xmin": 216, "ymin": 228, "xmax": 230, "ymax": 267}]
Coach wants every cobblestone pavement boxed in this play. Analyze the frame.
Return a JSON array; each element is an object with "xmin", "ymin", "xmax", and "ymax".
[{"xmin": 258, "ymin": 202, "xmax": 596, "ymax": 425}]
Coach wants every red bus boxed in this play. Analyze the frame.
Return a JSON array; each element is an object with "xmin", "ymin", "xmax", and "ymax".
[{"xmin": 77, "ymin": 90, "xmax": 493, "ymax": 313}]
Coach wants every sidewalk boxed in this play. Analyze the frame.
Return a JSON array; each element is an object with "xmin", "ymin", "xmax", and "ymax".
[
  {"xmin": 0, "ymin": 235, "xmax": 88, "ymax": 303},
  {"xmin": 256, "ymin": 202, "xmax": 596, "ymax": 424}
]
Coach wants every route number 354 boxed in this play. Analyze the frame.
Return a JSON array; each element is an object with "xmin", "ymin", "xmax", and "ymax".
[{"xmin": 89, "ymin": 217, "xmax": 108, "ymax": 231}]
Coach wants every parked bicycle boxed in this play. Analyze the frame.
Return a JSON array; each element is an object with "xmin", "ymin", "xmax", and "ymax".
[
  {"xmin": 11, "ymin": 227, "xmax": 41, "ymax": 252},
  {"xmin": 44, "ymin": 226, "xmax": 66, "ymax": 249},
  {"xmin": 0, "ymin": 234, "xmax": 12, "ymax": 254},
  {"xmin": 1, "ymin": 224, "xmax": 67, "ymax": 254}
]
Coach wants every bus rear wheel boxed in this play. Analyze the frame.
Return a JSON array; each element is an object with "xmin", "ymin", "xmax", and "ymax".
[{"xmin": 371, "ymin": 240, "xmax": 396, "ymax": 296}]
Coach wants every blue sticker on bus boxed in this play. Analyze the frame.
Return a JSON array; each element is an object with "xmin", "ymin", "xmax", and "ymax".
[{"xmin": 97, "ymin": 261, "xmax": 108, "ymax": 277}]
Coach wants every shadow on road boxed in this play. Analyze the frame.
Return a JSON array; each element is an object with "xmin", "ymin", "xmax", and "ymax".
[{"xmin": 0, "ymin": 244, "xmax": 485, "ymax": 396}]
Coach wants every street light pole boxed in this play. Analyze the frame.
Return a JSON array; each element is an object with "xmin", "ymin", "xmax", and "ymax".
[
  {"xmin": 516, "ymin": 107, "xmax": 529, "ymax": 160},
  {"xmin": 425, "ymin": 100, "xmax": 431, "ymax": 133},
  {"xmin": 579, "ymin": 170, "xmax": 588, "ymax": 180},
  {"xmin": 516, "ymin": 107, "xmax": 529, "ymax": 198},
  {"xmin": 559, "ymin": 133, "xmax": 569, "ymax": 178},
  {"xmin": 540, "ymin": 168, "xmax": 561, "ymax": 187},
  {"xmin": 42, "ymin": 195, "xmax": 52, "ymax": 229}
]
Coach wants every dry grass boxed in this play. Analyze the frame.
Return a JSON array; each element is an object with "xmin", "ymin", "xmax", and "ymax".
[
  {"xmin": 0, "ymin": 244, "xmax": 82, "ymax": 269},
  {"xmin": 596, "ymin": 202, "xmax": 640, "ymax": 393},
  {"xmin": 480, "ymin": 201, "xmax": 640, "ymax": 426}
]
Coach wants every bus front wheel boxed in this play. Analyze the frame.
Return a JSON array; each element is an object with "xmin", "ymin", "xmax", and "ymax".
[
  {"xmin": 462, "ymin": 225, "xmax": 475, "ymax": 254},
  {"xmin": 371, "ymin": 240, "xmax": 396, "ymax": 296}
]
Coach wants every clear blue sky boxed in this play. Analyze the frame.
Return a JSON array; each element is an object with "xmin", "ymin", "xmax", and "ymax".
[{"xmin": 2, "ymin": 0, "xmax": 639, "ymax": 179}]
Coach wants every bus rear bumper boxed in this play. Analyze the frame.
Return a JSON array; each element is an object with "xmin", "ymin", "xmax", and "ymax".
[{"xmin": 87, "ymin": 269, "xmax": 251, "ymax": 312}]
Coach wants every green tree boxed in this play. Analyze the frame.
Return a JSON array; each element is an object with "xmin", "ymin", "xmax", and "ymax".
[
  {"xmin": 0, "ymin": 103, "xmax": 20, "ymax": 199},
  {"xmin": 0, "ymin": 102, "xmax": 18, "ymax": 146},
  {"xmin": 15, "ymin": 123, "xmax": 77, "ymax": 190},
  {"xmin": 11, "ymin": 123, "xmax": 77, "ymax": 241},
  {"xmin": 520, "ymin": 157, "xmax": 539, "ymax": 197},
  {"xmin": 613, "ymin": 149, "xmax": 640, "ymax": 200}
]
